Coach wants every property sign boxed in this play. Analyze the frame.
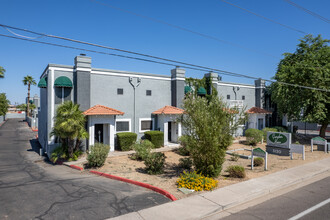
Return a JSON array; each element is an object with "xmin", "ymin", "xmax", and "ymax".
[
  {"xmin": 251, "ymin": 148, "xmax": 268, "ymax": 171},
  {"xmin": 267, "ymin": 132, "xmax": 291, "ymax": 148},
  {"xmin": 290, "ymin": 144, "xmax": 305, "ymax": 160},
  {"xmin": 266, "ymin": 146, "xmax": 290, "ymax": 156},
  {"xmin": 311, "ymin": 137, "xmax": 327, "ymax": 153}
]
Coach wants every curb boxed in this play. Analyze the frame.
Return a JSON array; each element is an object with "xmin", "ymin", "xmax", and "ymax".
[
  {"xmin": 90, "ymin": 170, "xmax": 177, "ymax": 201},
  {"xmin": 0, "ymin": 120, "xmax": 7, "ymax": 127},
  {"xmin": 69, "ymin": 165, "xmax": 84, "ymax": 171},
  {"xmin": 64, "ymin": 164, "xmax": 177, "ymax": 201}
]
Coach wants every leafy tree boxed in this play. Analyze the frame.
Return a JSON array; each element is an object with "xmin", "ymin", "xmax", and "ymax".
[
  {"xmin": 22, "ymin": 75, "xmax": 36, "ymax": 117},
  {"xmin": 51, "ymin": 101, "xmax": 88, "ymax": 158},
  {"xmin": 0, "ymin": 66, "xmax": 5, "ymax": 78},
  {"xmin": 271, "ymin": 35, "xmax": 330, "ymax": 137},
  {"xmin": 0, "ymin": 93, "xmax": 9, "ymax": 116},
  {"xmin": 179, "ymin": 93, "xmax": 245, "ymax": 177},
  {"xmin": 16, "ymin": 103, "xmax": 36, "ymax": 112}
]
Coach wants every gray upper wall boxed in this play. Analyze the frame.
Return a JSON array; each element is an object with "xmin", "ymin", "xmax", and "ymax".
[{"xmin": 40, "ymin": 56, "xmax": 264, "ymax": 138}]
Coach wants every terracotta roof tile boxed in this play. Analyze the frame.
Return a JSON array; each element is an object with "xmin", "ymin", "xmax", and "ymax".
[
  {"xmin": 246, "ymin": 107, "xmax": 272, "ymax": 114},
  {"xmin": 83, "ymin": 105, "xmax": 124, "ymax": 116},
  {"xmin": 152, "ymin": 105, "xmax": 184, "ymax": 115}
]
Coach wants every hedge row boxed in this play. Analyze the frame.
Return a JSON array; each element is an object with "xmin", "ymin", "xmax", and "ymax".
[
  {"xmin": 116, "ymin": 132, "xmax": 137, "ymax": 151},
  {"xmin": 144, "ymin": 131, "xmax": 164, "ymax": 148}
]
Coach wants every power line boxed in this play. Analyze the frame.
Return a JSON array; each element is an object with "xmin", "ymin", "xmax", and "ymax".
[
  {"xmin": 0, "ymin": 25, "xmax": 328, "ymax": 92},
  {"xmin": 0, "ymin": 24, "xmax": 265, "ymax": 79},
  {"xmin": 220, "ymin": 0, "xmax": 307, "ymax": 35},
  {"xmin": 283, "ymin": 0, "xmax": 330, "ymax": 24},
  {"xmin": 90, "ymin": 0, "xmax": 278, "ymax": 59},
  {"xmin": 0, "ymin": 33, "xmax": 246, "ymax": 79}
]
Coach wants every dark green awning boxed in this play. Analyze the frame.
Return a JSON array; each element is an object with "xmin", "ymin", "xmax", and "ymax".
[
  {"xmin": 54, "ymin": 76, "xmax": 72, "ymax": 88},
  {"xmin": 184, "ymin": 86, "xmax": 192, "ymax": 94},
  {"xmin": 197, "ymin": 87, "xmax": 207, "ymax": 95},
  {"xmin": 38, "ymin": 77, "xmax": 47, "ymax": 88}
]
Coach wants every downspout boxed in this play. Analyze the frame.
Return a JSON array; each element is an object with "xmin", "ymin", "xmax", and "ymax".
[{"xmin": 129, "ymin": 77, "xmax": 141, "ymax": 133}]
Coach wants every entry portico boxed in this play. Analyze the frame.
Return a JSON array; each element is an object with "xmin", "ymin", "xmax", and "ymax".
[
  {"xmin": 152, "ymin": 106, "xmax": 184, "ymax": 145},
  {"xmin": 83, "ymin": 105, "xmax": 124, "ymax": 152},
  {"xmin": 247, "ymin": 107, "xmax": 272, "ymax": 130}
]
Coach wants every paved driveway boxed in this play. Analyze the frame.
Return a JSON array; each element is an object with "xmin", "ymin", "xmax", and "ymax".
[{"xmin": 0, "ymin": 119, "xmax": 169, "ymax": 219}]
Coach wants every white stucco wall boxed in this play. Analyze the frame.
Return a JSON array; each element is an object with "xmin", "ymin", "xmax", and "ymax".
[
  {"xmin": 157, "ymin": 114, "xmax": 182, "ymax": 145},
  {"xmin": 88, "ymin": 115, "xmax": 116, "ymax": 151},
  {"xmin": 248, "ymin": 114, "xmax": 266, "ymax": 130}
]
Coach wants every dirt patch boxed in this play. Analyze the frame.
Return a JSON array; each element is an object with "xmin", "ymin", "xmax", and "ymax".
[{"xmin": 80, "ymin": 140, "xmax": 330, "ymax": 200}]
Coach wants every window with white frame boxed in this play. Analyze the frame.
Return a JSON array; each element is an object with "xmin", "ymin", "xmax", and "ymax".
[
  {"xmin": 116, "ymin": 119, "xmax": 131, "ymax": 133},
  {"xmin": 139, "ymin": 118, "xmax": 153, "ymax": 132}
]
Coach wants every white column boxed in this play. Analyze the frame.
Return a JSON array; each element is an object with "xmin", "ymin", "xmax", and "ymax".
[
  {"xmin": 108, "ymin": 124, "xmax": 111, "ymax": 149},
  {"xmin": 89, "ymin": 116, "xmax": 95, "ymax": 146},
  {"xmin": 109, "ymin": 119, "xmax": 115, "ymax": 152},
  {"xmin": 50, "ymin": 68, "xmax": 55, "ymax": 144},
  {"xmin": 178, "ymin": 122, "xmax": 182, "ymax": 138},
  {"xmin": 164, "ymin": 122, "xmax": 168, "ymax": 145}
]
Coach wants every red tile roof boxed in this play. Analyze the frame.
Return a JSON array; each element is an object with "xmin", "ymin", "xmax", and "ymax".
[
  {"xmin": 152, "ymin": 105, "xmax": 184, "ymax": 115},
  {"xmin": 246, "ymin": 107, "xmax": 272, "ymax": 114},
  {"xmin": 83, "ymin": 105, "xmax": 124, "ymax": 116}
]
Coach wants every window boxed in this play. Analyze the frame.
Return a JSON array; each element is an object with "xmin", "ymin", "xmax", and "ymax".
[
  {"xmin": 146, "ymin": 90, "xmax": 152, "ymax": 96},
  {"xmin": 139, "ymin": 118, "xmax": 153, "ymax": 132},
  {"xmin": 242, "ymin": 95, "xmax": 245, "ymax": 100},
  {"xmin": 117, "ymin": 88, "xmax": 123, "ymax": 95},
  {"xmin": 55, "ymin": 87, "xmax": 71, "ymax": 104},
  {"xmin": 227, "ymin": 95, "xmax": 230, "ymax": 100},
  {"xmin": 116, "ymin": 119, "xmax": 131, "ymax": 132}
]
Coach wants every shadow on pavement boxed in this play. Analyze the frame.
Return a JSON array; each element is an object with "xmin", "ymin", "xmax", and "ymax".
[{"xmin": 28, "ymin": 138, "xmax": 55, "ymax": 165}]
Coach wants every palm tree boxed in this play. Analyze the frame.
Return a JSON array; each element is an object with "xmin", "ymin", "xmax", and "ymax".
[
  {"xmin": 22, "ymin": 75, "xmax": 36, "ymax": 117},
  {"xmin": 51, "ymin": 101, "xmax": 88, "ymax": 158},
  {"xmin": 0, "ymin": 66, "xmax": 5, "ymax": 78}
]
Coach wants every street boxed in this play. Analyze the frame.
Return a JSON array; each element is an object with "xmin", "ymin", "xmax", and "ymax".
[
  {"xmin": 219, "ymin": 176, "xmax": 330, "ymax": 220},
  {"xmin": 0, "ymin": 119, "xmax": 170, "ymax": 219}
]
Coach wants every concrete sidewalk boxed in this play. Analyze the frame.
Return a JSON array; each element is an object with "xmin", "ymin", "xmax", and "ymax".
[{"xmin": 110, "ymin": 157, "xmax": 330, "ymax": 220}]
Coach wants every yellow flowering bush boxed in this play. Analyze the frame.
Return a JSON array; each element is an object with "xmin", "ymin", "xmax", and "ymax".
[{"xmin": 176, "ymin": 171, "xmax": 218, "ymax": 191}]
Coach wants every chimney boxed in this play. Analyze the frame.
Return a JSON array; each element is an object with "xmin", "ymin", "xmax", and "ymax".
[
  {"xmin": 171, "ymin": 67, "xmax": 186, "ymax": 108},
  {"xmin": 74, "ymin": 55, "xmax": 92, "ymax": 111}
]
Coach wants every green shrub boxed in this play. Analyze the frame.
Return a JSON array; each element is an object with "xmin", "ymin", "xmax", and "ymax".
[
  {"xmin": 50, "ymin": 145, "xmax": 82, "ymax": 163},
  {"xmin": 116, "ymin": 132, "xmax": 137, "ymax": 151},
  {"xmin": 131, "ymin": 140, "xmax": 153, "ymax": 161},
  {"xmin": 50, "ymin": 145, "xmax": 67, "ymax": 163},
  {"xmin": 144, "ymin": 152, "xmax": 166, "ymax": 174},
  {"xmin": 230, "ymin": 153, "xmax": 240, "ymax": 162},
  {"xmin": 144, "ymin": 131, "xmax": 164, "ymax": 148},
  {"xmin": 273, "ymin": 126, "xmax": 288, "ymax": 133},
  {"xmin": 226, "ymin": 165, "xmax": 246, "ymax": 178},
  {"xmin": 245, "ymin": 128, "xmax": 263, "ymax": 146},
  {"xmin": 178, "ymin": 157, "xmax": 193, "ymax": 170},
  {"xmin": 253, "ymin": 157, "xmax": 264, "ymax": 167},
  {"xmin": 177, "ymin": 135, "xmax": 191, "ymax": 156},
  {"xmin": 262, "ymin": 127, "xmax": 278, "ymax": 142},
  {"xmin": 68, "ymin": 150, "xmax": 83, "ymax": 161},
  {"xmin": 87, "ymin": 143, "xmax": 110, "ymax": 167}
]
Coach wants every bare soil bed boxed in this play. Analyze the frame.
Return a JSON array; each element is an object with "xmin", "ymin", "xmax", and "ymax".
[{"xmin": 80, "ymin": 139, "xmax": 330, "ymax": 200}]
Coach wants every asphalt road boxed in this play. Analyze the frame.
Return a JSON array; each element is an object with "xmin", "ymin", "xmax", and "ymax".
[
  {"xmin": 220, "ymin": 176, "xmax": 330, "ymax": 220},
  {"xmin": 0, "ymin": 119, "xmax": 170, "ymax": 220}
]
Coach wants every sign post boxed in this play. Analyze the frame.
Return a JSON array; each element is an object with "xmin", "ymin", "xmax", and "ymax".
[
  {"xmin": 311, "ymin": 137, "xmax": 327, "ymax": 153},
  {"xmin": 251, "ymin": 148, "xmax": 268, "ymax": 171},
  {"xmin": 290, "ymin": 144, "xmax": 305, "ymax": 160}
]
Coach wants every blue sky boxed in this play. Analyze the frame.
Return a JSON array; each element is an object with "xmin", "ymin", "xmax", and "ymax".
[{"xmin": 0, "ymin": 0, "xmax": 329, "ymax": 104}]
